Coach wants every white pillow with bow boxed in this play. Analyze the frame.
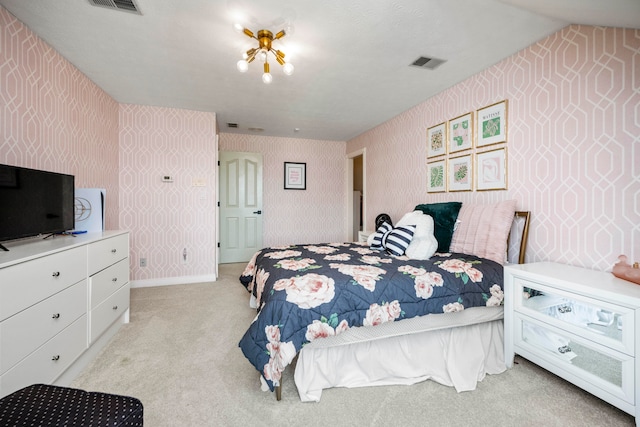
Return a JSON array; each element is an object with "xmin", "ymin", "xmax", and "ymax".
[{"xmin": 396, "ymin": 211, "xmax": 438, "ymax": 260}]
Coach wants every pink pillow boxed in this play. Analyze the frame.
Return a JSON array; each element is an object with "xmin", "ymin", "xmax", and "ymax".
[{"xmin": 449, "ymin": 200, "xmax": 517, "ymax": 264}]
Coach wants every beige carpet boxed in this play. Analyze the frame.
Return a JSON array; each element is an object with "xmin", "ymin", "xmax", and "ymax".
[{"xmin": 71, "ymin": 263, "xmax": 635, "ymax": 426}]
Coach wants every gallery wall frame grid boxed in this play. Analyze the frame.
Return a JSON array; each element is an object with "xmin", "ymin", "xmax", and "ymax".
[{"xmin": 425, "ymin": 99, "xmax": 508, "ymax": 193}]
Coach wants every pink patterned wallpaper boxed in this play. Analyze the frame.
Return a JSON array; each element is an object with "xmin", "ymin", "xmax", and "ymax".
[
  {"xmin": 219, "ymin": 134, "xmax": 346, "ymax": 247},
  {"xmin": 119, "ymin": 105, "xmax": 217, "ymax": 283},
  {"xmin": 347, "ymin": 26, "xmax": 640, "ymax": 272},
  {"xmin": 0, "ymin": 7, "xmax": 120, "ymax": 230},
  {"xmin": 3, "ymin": 1, "xmax": 638, "ymax": 280}
]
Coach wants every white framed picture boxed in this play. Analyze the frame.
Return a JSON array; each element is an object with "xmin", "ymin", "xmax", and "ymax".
[
  {"xmin": 427, "ymin": 159, "xmax": 446, "ymax": 193},
  {"xmin": 476, "ymin": 147, "xmax": 507, "ymax": 190},
  {"xmin": 427, "ymin": 122, "xmax": 447, "ymax": 158},
  {"xmin": 448, "ymin": 154, "xmax": 472, "ymax": 192},
  {"xmin": 476, "ymin": 100, "xmax": 507, "ymax": 147},
  {"xmin": 448, "ymin": 112, "xmax": 473, "ymax": 153}
]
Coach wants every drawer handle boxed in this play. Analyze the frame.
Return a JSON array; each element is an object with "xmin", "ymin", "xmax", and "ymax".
[
  {"xmin": 112, "ymin": 305, "xmax": 118, "ymax": 310},
  {"xmin": 52, "ymin": 313, "xmax": 61, "ymax": 319},
  {"xmin": 111, "ymin": 249, "xmax": 117, "ymax": 253},
  {"xmin": 557, "ymin": 305, "xmax": 572, "ymax": 313},
  {"xmin": 52, "ymin": 271, "xmax": 61, "ymax": 277},
  {"xmin": 558, "ymin": 345, "xmax": 572, "ymax": 354},
  {"xmin": 52, "ymin": 355, "xmax": 60, "ymax": 361},
  {"xmin": 112, "ymin": 278, "xmax": 118, "ymax": 282}
]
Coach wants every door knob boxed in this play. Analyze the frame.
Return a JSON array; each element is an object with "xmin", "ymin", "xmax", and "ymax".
[{"xmin": 253, "ymin": 210, "xmax": 262, "ymax": 214}]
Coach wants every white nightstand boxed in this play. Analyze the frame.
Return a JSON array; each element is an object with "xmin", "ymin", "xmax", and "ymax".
[
  {"xmin": 358, "ymin": 231, "xmax": 372, "ymax": 243},
  {"xmin": 504, "ymin": 262, "xmax": 640, "ymax": 425}
]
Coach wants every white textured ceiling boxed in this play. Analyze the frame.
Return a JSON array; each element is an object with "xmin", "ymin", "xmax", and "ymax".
[{"xmin": 0, "ymin": 0, "xmax": 638, "ymax": 141}]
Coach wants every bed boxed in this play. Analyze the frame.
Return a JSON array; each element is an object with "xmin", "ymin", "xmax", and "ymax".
[{"xmin": 238, "ymin": 200, "xmax": 531, "ymax": 401}]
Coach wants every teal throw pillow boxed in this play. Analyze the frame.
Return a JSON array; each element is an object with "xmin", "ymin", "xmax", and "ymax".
[{"xmin": 414, "ymin": 202, "xmax": 462, "ymax": 253}]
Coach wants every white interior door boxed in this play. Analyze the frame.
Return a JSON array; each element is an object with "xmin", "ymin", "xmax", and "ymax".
[{"xmin": 219, "ymin": 151, "xmax": 263, "ymax": 264}]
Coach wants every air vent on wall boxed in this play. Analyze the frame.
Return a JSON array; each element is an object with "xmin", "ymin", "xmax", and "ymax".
[
  {"xmin": 410, "ymin": 56, "xmax": 446, "ymax": 70},
  {"xmin": 227, "ymin": 123, "xmax": 238, "ymax": 128},
  {"xmin": 88, "ymin": 0, "xmax": 142, "ymax": 14}
]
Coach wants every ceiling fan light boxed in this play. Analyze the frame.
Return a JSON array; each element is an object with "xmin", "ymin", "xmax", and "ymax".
[
  {"xmin": 237, "ymin": 59, "xmax": 249, "ymax": 73},
  {"xmin": 283, "ymin": 63, "xmax": 294, "ymax": 76}
]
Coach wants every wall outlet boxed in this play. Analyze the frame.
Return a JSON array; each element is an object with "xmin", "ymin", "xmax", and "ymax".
[{"xmin": 140, "ymin": 257, "xmax": 147, "ymax": 267}]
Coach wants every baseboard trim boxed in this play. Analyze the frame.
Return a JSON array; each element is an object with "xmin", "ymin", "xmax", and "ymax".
[{"xmin": 130, "ymin": 274, "xmax": 217, "ymax": 288}]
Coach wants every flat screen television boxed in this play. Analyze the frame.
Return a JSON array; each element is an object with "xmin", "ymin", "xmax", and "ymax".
[{"xmin": 0, "ymin": 164, "xmax": 75, "ymax": 247}]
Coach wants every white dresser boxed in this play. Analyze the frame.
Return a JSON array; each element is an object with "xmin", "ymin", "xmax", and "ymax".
[
  {"xmin": 0, "ymin": 231, "xmax": 130, "ymax": 398},
  {"xmin": 504, "ymin": 262, "xmax": 640, "ymax": 424}
]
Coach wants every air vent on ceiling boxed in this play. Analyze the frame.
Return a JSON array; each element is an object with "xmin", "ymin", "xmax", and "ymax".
[
  {"xmin": 410, "ymin": 56, "xmax": 446, "ymax": 70},
  {"xmin": 227, "ymin": 123, "xmax": 238, "ymax": 128},
  {"xmin": 88, "ymin": 0, "xmax": 142, "ymax": 14}
]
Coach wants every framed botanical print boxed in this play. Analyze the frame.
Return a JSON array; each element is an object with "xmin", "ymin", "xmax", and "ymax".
[
  {"xmin": 476, "ymin": 147, "xmax": 507, "ymax": 190},
  {"xmin": 448, "ymin": 112, "xmax": 473, "ymax": 153},
  {"xmin": 476, "ymin": 100, "xmax": 507, "ymax": 147},
  {"xmin": 427, "ymin": 122, "xmax": 447, "ymax": 158},
  {"xmin": 448, "ymin": 154, "xmax": 472, "ymax": 192},
  {"xmin": 427, "ymin": 159, "xmax": 446, "ymax": 193}
]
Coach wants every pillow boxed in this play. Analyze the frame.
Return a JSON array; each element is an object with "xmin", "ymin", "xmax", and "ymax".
[
  {"xmin": 395, "ymin": 211, "xmax": 438, "ymax": 260},
  {"xmin": 369, "ymin": 222, "xmax": 416, "ymax": 256},
  {"xmin": 414, "ymin": 202, "xmax": 462, "ymax": 253},
  {"xmin": 449, "ymin": 199, "xmax": 517, "ymax": 264}
]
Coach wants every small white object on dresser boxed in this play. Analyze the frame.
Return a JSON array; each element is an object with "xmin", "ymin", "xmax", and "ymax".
[
  {"xmin": 504, "ymin": 262, "xmax": 640, "ymax": 425},
  {"xmin": 0, "ymin": 231, "xmax": 130, "ymax": 398}
]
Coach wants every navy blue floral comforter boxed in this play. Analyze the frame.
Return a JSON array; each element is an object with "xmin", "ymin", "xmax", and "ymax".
[{"xmin": 238, "ymin": 241, "xmax": 505, "ymax": 392}]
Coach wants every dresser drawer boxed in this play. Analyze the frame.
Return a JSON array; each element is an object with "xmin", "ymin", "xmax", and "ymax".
[
  {"xmin": 90, "ymin": 283, "xmax": 129, "ymax": 343},
  {"xmin": 515, "ymin": 314, "xmax": 634, "ymax": 405},
  {"xmin": 0, "ymin": 315, "xmax": 87, "ymax": 398},
  {"xmin": 87, "ymin": 234, "xmax": 128, "ymax": 275},
  {"xmin": 0, "ymin": 246, "xmax": 87, "ymax": 321},
  {"xmin": 513, "ymin": 277, "xmax": 634, "ymax": 356},
  {"xmin": 90, "ymin": 258, "xmax": 129, "ymax": 309},
  {"xmin": 0, "ymin": 280, "xmax": 87, "ymax": 375}
]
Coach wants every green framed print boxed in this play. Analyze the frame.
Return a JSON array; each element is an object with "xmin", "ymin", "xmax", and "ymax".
[
  {"xmin": 427, "ymin": 159, "xmax": 446, "ymax": 193},
  {"xmin": 448, "ymin": 154, "xmax": 472, "ymax": 192},
  {"xmin": 448, "ymin": 112, "xmax": 473, "ymax": 153},
  {"xmin": 476, "ymin": 100, "xmax": 507, "ymax": 147}
]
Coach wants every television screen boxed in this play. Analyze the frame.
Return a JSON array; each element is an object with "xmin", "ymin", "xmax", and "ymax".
[{"xmin": 0, "ymin": 164, "xmax": 75, "ymax": 242}]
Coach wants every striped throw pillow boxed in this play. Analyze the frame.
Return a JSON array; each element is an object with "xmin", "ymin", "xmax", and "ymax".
[{"xmin": 370, "ymin": 222, "xmax": 416, "ymax": 256}]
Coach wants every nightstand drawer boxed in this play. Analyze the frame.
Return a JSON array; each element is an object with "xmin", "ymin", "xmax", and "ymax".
[
  {"xmin": 515, "ymin": 314, "xmax": 634, "ymax": 406},
  {"xmin": 513, "ymin": 277, "xmax": 634, "ymax": 356}
]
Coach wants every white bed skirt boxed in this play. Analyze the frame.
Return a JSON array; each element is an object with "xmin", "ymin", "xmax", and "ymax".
[{"xmin": 294, "ymin": 307, "xmax": 506, "ymax": 402}]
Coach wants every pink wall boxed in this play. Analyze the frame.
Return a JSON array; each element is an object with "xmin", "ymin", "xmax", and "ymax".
[
  {"xmin": 219, "ymin": 134, "xmax": 346, "ymax": 246},
  {"xmin": 347, "ymin": 26, "xmax": 640, "ymax": 271},
  {"xmin": 0, "ymin": 7, "xmax": 120, "ymax": 229},
  {"xmin": 119, "ymin": 105, "xmax": 217, "ymax": 282}
]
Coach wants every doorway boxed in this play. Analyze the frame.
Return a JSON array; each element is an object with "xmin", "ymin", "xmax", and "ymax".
[
  {"xmin": 218, "ymin": 151, "xmax": 263, "ymax": 263},
  {"xmin": 346, "ymin": 149, "xmax": 366, "ymax": 242}
]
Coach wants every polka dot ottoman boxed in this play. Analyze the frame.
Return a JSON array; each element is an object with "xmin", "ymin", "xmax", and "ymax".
[{"xmin": 0, "ymin": 384, "xmax": 143, "ymax": 426}]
